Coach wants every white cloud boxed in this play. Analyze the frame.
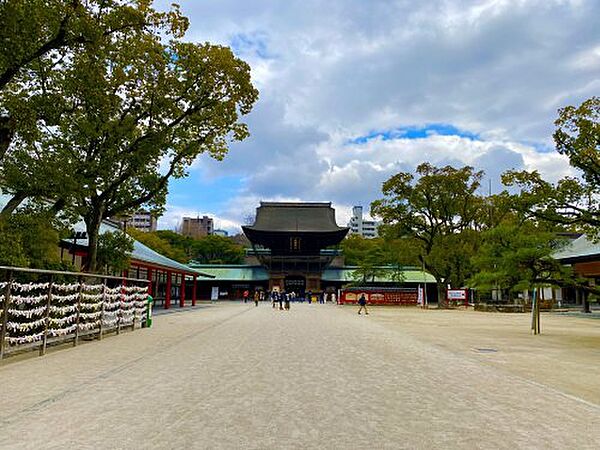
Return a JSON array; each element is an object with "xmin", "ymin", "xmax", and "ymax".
[{"xmin": 153, "ymin": 0, "xmax": 599, "ymax": 230}]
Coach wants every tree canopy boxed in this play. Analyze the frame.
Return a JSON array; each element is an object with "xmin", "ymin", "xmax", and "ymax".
[
  {"xmin": 0, "ymin": 1, "xmax": 258, "ymax": 271},
  {"xmin": 128, "ymin": 229, "xmax": 245, "ymax": 265},
  {"xmin": 372, "ymin": 163, "xmax": 484, "ymax": 305}
]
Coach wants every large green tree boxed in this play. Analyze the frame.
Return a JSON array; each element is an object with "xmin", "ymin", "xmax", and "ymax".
[
  {"xmin": 96, "ymin": 230, "xmax": 134, "ymax": 275},
  {"xmin": 1, "ymin": 1, "xmax": 258, "ymax": 271},
  {"xmin": 128, "ymin": 228, "xmax": 188, "ymax": 263},
  {"xmin": 372, "ymin": 163, "xmax": 484, "ymax": 305},
  {"xmin": 0, "ymin": 206, "xmax": 67, "ymax": 268},
  {"xmin": 190, "ymin": 235, "xmax": 245, "ymax": 265},
  {"xmin": 469, "ymin": 220, "xmax": 574, "ymax": 302},
  {"xmin": 0, "ymin": 0, "xmax": 184, "ymax": 161}
]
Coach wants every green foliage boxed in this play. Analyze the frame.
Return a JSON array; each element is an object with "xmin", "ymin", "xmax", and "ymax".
[
  {"xmin": 96, "ymin": 230, "xmax": 133, "ymax": 274},
  {"xmin": 0, "ymin": 221, "xmax": 28, "ymax": 267},
  {"xmin": 0, "ymin": 209, "xmax": 62, "ymax": 268},
  {"xmin": 190, "ymin": 235, "xmax": 245, "ymax": 265},
  {"xmin": 128, "ymin": 228, "xmax": 187, "ymax": 263},
  {"xmin": 340, "ymin": 235, "xmax": 418, "ymax": 285},
  {"xmin": 372, "ymin": 163, "xmax": 484, "ymax": 304},
  {"xmin": 0, "ymin": 1, "xmax": 258, "ymax": 271},
  {"xmin": 0, "ymin": 0, "xmax": 187, "ymax": 158},
  {"xmin": 128, "ymin": 230, "xmax": 245, "ymax": 265},
  {"xmin": 469, "ymin": 222, "xmax": 575, "ymax": 299}
]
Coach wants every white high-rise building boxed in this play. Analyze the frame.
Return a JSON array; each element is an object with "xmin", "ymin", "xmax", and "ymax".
[{"xmin": 348, "ymin": 205, "xmax": 380, "ymax": 238}]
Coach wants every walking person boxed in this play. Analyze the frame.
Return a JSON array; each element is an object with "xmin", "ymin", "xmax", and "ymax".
[
  {"xmin": 243, "ymin": 289, "xmax": 249, "ymax": 303},
  {"xmin": 271, "ymin": 290, "xmax": 277, "ymax": 309},
  {"xmin": 279, "ymin": 290, "xmax": 285, "ymax": 310},
  {"xmin": 254, "ymin": 290, "xmax": 260, "ymax": 307},
  {"xmin": 358, "ymin": 293, "xmax": 368, "ymax": 315},
  {"xmin": 284, "ymin": 292, "xmax": 290, "ymax": 310}
]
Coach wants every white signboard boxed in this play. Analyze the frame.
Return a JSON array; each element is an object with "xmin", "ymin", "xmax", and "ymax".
[
  {"xmin": 447, "ymin": 289, "xmax": 467, "ymax": 300},
  {"xmin": 211, "ymin": 286, "xmax": 219, "ymax": 301}
]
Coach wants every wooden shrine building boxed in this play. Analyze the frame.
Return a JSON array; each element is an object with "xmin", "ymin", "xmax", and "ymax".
[{"xmin": 242, "ymin": 202, "xmax": 349, "ymax": 293}]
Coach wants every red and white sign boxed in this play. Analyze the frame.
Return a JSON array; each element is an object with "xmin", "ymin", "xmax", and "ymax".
[
  {"xmin": 340, "ymin": 289, "xmax": 418, "ymax": 306},
  {"xmin": 447, "ymin": 289, "xmax": 467, "ymax": 300},
  {"xmin": 447, "ymin": 289, "xmax": 468, "ymax": 306}
]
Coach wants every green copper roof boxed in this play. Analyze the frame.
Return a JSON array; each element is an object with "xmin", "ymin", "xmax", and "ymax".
[
  {"xmin": 321, "ymin": 266, "xmax": 436, "ymax": 283},
  {"xmin": 187, "ymin": 264, "xmax": 269, "ymax": 281},
  {"xmin": 553, "ymin": 234, "xmax": 600, "ymax": 261}
]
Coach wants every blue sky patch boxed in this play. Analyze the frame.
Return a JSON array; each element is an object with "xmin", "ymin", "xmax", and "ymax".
[
  {"xmin": 230, "ymin": 32, "xmax": 273, "ymax": 59},
  {"xmin": 168, "ymin": 174, "xmax": 243, "ymax": 213},
  {"xmin": 348, "ymin": 124, "xmax": 480, "ymax": 145}
]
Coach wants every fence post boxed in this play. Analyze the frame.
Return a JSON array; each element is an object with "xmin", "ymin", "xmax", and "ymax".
[
  {"xmin": 117, "ymin": 281, "xmax": 123, "ymax": 335},
  {"xmin": 40, "ymin": 275, "xmax": 54, "ymax": 356},
  {"xmin": 131, "ymin": 286, "xmax": 136, "ymax": 331},
  {"xmin": 99, "ymin": 278, "xmax": 107, "ymax": 340},
  {"xmin": 0, "ymin": 270, "xmax": 13, "ymax": 360},
  {"xmin": 74, "ymin": 275, "xmax": 83, "ymax": 346}
]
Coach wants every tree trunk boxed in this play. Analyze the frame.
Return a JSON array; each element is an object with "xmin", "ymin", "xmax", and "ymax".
[
  {"xmin": 84, "ymin": 210, "xmax": 104, "ymax": 273},
  {"xmin": 582, "ymin": 290, "xmax": 591, "ymax": 314},
  {"xmin": 0, "ymin": 115, "xmax": 15, "ymax": 162},
  {"xmin": 436, "ymin": 283, "xmax": 447, "ymax": 308},
  {"xmin": 0, "ymin": 191, "xmax": 28, "ymax": 221}
]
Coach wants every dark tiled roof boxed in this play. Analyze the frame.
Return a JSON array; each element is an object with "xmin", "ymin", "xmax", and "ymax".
[{"xmin": 245, "ymin": 202, "xmax": 347, "ymax": 233}]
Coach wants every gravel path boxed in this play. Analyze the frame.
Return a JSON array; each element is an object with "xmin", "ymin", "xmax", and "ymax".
[{"xmin": 1, "ymin": 303, "xmax": 599, "ymax": 449}]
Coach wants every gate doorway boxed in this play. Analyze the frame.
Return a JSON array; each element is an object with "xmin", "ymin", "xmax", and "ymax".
[{"xmin": 284, "ymin": 276, "xmax": 306, "ymax": 295}]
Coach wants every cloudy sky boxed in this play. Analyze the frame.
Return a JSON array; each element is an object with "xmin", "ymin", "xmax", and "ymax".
[{"xmin": 155, "ymin": 0, "xmax": 600, "ymax": 233}]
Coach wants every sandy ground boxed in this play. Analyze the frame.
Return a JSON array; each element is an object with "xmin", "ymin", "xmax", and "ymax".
[{"xmin": 0, "ymin": 303, "xmax": 599, "ymax": 449}]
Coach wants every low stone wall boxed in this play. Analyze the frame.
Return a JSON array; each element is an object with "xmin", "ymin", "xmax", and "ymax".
[
  {"xmin": 475, "ymin": 302, "xmax": 555, "ymax": 313},
  {"xmin": 475, "ymin": 303, "xmax": 530, "ymax": 313}
]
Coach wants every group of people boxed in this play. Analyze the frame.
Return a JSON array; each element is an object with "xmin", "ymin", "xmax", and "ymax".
[
  {"xmin": 242, "ymin": 289, "xmax": 266, "ymax": 306},
  {"xmin": 241, "ymin": 289, "xmax": 338, "ymax": 310},
  {"xmin": 241, "ymin": 289, "xmax": 368, "ymax": 315},
  {"xmin": 270, "ymin": 290, "xmax": 292, "ymax": 310}
]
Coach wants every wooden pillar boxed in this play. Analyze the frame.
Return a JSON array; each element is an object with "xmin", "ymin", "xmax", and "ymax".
[
  {"xmin": 180, "ymin": 274, "xmax": 186, "ymax": 307},
  {"xmin": 74, "ymin": 276, "xmax": 83, "ymax": 346},
  {"xmin": 40, "ymin": 275, "xmax": 54, "ymax": 356},
  {"xmin": 192, "ymin": 275, "xmax": 197, "ymax": 306},
  {"xmin": 165, "ymin": 271, "xmax": 172, "ymax": 309},
  {"xmin": 147, "ymin": 268, "xmax": 153, "ymax": 296}
]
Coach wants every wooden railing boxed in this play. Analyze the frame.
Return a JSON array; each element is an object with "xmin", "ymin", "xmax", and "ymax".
[{"xmin": 0, "ymin": 266, "xmax": 150, "ymax": 360}]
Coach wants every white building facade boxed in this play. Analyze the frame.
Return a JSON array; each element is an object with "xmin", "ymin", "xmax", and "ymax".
[{"xmin": 348, "ymin": 206, "xmax": 380, "ymax": 238}]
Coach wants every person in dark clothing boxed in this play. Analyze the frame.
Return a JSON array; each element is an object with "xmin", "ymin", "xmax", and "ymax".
[
  {"xmin": 284, "ymin": 292, "xmax": 290, "ymax": 310},
  {"xmin": 271, "ymin": 290, "xmax": 277, "ymax": 308},
  {"xmin": 279, "ymin": 290, "xmax": 285, "ymax": 310},
  {"xmin": 358, "ymin": 294, "xmax": 368, "ymax": 315}
]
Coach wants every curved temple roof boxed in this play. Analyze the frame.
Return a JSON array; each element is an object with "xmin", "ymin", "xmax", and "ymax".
[{"xmin": 244, "ymin": 202, "xmax": 348, "ymax": 233}]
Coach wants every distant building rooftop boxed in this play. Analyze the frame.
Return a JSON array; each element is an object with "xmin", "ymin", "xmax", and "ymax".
[{"xmin": 554, "ymin": 234, "xmax": 600, "ymax": 263}]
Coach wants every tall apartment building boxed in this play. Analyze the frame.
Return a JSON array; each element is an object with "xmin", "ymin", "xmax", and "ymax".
[
  {"xmin": 181, "ymin": 216, "xmax": 214, "ymax": 238},
  {"xmin": 113, "ymin": 210, "xmax": 157, "ymax": 232},
  {"xmin": 348, "ymin": 205, "xmax": 379, "ymax": 238}
]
